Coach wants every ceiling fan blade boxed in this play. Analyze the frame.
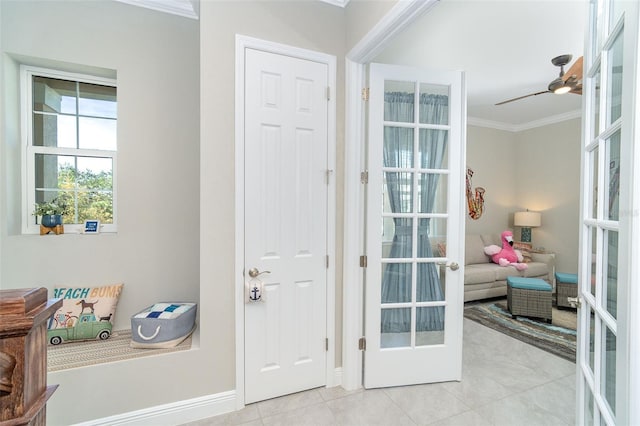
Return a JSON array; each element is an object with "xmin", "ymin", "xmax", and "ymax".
[
  {"xmin": 495, "ymin": 90, "xmax": 550, "ymax": 106},
  {"xmin": 563, "ymin": 56, "xmax": 583, "ymax": 82}
]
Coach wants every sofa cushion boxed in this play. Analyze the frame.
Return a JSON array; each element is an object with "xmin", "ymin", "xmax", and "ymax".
[
  {"xmin": 464, "ymin": 264, "xmax": 500, "ymax": 284},
  {"xmin": 480, "ymin": 233, "xmax": 501, "ymax": 247},
  {"xmin": 522, "ymin": 262, "xmax": 549, "ymax": 278},
  {"xmin": 465, "ymin": 234, "xmax": 490, "ymax": 265},
  {"xmin": 493, "ymin": 265, "xmax": 520, "ymax": 281}
]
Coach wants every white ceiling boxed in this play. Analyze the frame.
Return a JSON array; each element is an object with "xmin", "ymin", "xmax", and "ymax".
[{"xmin": 376, "ymin": 0, "xmax": 587, "ymax": 131}]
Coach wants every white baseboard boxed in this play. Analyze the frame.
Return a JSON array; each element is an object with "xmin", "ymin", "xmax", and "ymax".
[
  {"xmin": 74, "ymin": 390, "xmax": 236, "ymax": 426},
  {"xmin": 77, "ymin": 368, "xmax": 343, "ymax": 425},
  {"xmin": 333, "ymin": 367, "xmax": 343, "ymax": 387}
]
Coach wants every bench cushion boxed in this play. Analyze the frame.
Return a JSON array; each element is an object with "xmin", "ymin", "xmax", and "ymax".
[
  {"xmin": 555, "ymin": 272, "xmax": 578, "ymax": 284},
  {"xmin": 507, "ymin": 276, "xmax": 552, "ymax": 291}
]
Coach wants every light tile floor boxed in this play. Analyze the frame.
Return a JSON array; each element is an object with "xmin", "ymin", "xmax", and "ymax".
[{"xmin": 184, "ymin": 318, "xmax": 576, "ymax": 426}]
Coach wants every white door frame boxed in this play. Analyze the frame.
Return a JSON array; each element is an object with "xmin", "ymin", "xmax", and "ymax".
[
  {"xmin": 341, "ymin": 0, "xmax": 441, "ymax": 391},
  {"xmin": 235, "ymin": 35, "xmax": 337, "ymax": 408}
]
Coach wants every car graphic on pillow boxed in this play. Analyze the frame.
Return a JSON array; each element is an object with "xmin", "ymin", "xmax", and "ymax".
[{"xmin": 47, "ymin": 312, "xmax": 112, "ymax": 345}]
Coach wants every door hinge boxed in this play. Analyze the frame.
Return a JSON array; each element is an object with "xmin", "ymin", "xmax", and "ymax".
[
  {"xmin": 360, "ymin": 171, "xmax": 369, "ymax": 184},
  {"xmin": 326, "ymin": 169, "xmax": 333, "ymax": 185},
  {"xmin": 358, "ymin": 337, "xmax": 366, "ymax": 351},
  {"xmin": 326, "ymin": 255, "xmax": 330, "ymax": 269},
  {"xmin": 359, "ymin": 255, "xmax": 367, "ymax": 268},
  {"xmin": 326, "ymin": 86, "xmax": 331, "ymax": 101},
  {"xmin": 326, "ymin": 338, "xmax": 329, "ymax": 351},
  {"xmin": 361, "ymin": 87, "xmax": 370, "ymax": 101},
  {"xmin": 567, "ymin": 296, "xmax": 582, "ymax": 309}
]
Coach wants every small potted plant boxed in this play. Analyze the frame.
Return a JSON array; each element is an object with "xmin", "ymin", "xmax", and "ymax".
[{"xmin": 33, "ymin": 199, "xmax": 68, "ymax": 228}]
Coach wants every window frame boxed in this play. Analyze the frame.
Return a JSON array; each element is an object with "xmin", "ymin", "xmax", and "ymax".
[{"xmin": 21, "ymin": 65, "xmax": 118, "ymax": 234}]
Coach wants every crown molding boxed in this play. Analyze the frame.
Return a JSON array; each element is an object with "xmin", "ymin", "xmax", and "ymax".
[
  {"xmin": 468, "ymin": 109, "xmax": 582, "ymax": 132},
  {"xmin": 319, "ymin": 0, "xmax": 351, "ymax": 7},
  {"xmin": 115, "ymin": 0, "xmax": 199, "ymax": 19}
]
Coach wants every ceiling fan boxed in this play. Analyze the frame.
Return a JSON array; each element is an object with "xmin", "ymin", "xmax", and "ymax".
[{"xmin": 496, "ymin": 54, "xmax": 583, "ymax": 106}]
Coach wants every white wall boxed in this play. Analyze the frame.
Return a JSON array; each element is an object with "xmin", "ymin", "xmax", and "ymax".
[
  {"xmin": 465, "ymin": 125, "xmax": 518, "ymax": 235},
  {"xmin": 1, "ymin": 1, "xmax": 203, "ymax": 423},
  {"xmin": 515, "ymin": 119, "xmax": 581, "ymax": 274}
]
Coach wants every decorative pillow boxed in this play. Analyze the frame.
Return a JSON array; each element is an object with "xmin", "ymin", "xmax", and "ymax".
[
  {"xmin": 513, "ymin": 242, "xmax": 533, "ymax": 263},
  {"xmin": 48, "ymin": 283, "xmax": 124, "ymax": 343}
]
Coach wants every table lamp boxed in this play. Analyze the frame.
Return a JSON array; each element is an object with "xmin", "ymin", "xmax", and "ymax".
[{"xmin": 514, "ymin": 211, "xmax": 541, "ymax": 243}]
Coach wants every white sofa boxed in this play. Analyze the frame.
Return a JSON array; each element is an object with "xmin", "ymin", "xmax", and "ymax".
[{"xmin": 464, "ymin": 234, "xmax": 555, "ymax": 302}]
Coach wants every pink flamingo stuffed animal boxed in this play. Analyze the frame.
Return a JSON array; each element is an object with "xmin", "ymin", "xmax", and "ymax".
[{"xmin": 484, "ymin": 230, "xmax": 528, "ymax": 271}]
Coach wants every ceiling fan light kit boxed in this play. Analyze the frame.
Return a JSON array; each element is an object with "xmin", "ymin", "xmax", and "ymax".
[
  {"xmin": 496, "ymin": 54, "xmax": 583, "ymax": 105},
  {"xmin": 549, "ymin": 77, "xmax": 573, "ymax": 94}
]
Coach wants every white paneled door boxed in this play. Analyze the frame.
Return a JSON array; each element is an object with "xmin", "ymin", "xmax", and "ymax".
[
  {"xmin": 243, "ymin": 48, "xmax": 329, "ymax": 404},
  {"xmin": 364, "ymin": 63, "xmax": 466, "ymax": 388}
]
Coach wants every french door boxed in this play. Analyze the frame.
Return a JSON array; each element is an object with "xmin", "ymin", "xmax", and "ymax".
[
  {"xmin": 364, "ymin": 63, "xmax": 465, "ymax": 388},
  {"xmin": 577, "ymin": 1, "xmax": 640, "ymax": 424}
]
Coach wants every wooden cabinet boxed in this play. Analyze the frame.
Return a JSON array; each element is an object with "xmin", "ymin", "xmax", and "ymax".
[{"xmin": 0, "ymin": 288, "xmax": 61, "ymax": 426}]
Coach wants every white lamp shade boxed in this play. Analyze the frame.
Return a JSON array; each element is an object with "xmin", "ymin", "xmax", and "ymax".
[{"xmin": 514, "ymin": 211, "xmax": 541, "ymax": 227}]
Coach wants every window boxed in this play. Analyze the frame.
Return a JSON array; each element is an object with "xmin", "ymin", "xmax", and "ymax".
[{"xmin": 22, "ymin": 66, "xmax": 117, "ymax": 233}]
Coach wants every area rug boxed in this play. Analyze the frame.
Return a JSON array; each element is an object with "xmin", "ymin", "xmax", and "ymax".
[{"xmin": 464, "ymin": 301, "xmax": 576, "ymax": 362}]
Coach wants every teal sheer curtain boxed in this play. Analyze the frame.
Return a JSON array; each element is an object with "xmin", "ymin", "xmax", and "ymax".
[{"xmin": 381, "ymin": 91, "xmax": 448, "ymax": 334}]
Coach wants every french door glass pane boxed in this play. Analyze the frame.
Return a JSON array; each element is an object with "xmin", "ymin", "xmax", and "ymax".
[
  {"xmin": 590, "ymin": 149, "xmax": 599, "ymax": 219},
  {"xmin": 417, "ymin": 217, "xmax": 446, "ymax": 258},
  {"xmin": 589, "ymin": 226, "xmax": 597, "ymax": 297},
  {"xmin": 418, "ymin": 129, "xmax": 448, "ymax": 169},
  {"xmin": 384, "ymin": 127, "xmax": 413, "ymax": 167},
  {"xmin": 383, "ymin": 172, "xmax": 413, "ymax": 213},
  {"xmin": 592, "ymin": 1, "xmax": 604, "ymax": 56},
  {"xmin": 381, "ymin": 263, "xmax": 412, "ymax": 303},
  {"xmin": 585, "ymin": 379, "xmax": 595, "ymax": 426},
  {"xmin": 602, "ymin": 325, "xmax": 616, "ymax": 415},
  {"xmin": 380, "ymin": 307, "xmax": 410, "ymax": 348},
  {"xmin": 418, "ymin": 83, "xmax": 448, "ymax": 125},
  {"xmin": 416, "ymin": 306, "xmax": 444, "ymax": 346},
  {"xmin": 607, "ymin": 33, "xmax": 623, "ymax": 125},
  {"xmin": 610, "ymin": 2, "xmax": 623, "ymax": 30},
  {"xmin": 589, "ymin": 306, "xmax": 596, "ymax": 373},
  {"xmin": 606, "ymin": 132, "xmax": 620, "ymax": 221},
  {"xmin": 590, "ymin": 65, "xmax": 601, "ymax": 138},
  {"xmin": 384, "ymin": 81, "xmax": 415, "ymax": 123},
  {"xmin": 417, "ymin": 263, "xmax": 445, "ymax": 302},
  {"xmin": 382, "ymin": 217, "xmax": 413, "ymax": 256},
  {"xmin": 604, "ymin": 230, "xmax": 618, "ymax": 318},
  {"xmin": 418, "ymin": 174, "xmax": 447, "ymax": 213}
]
